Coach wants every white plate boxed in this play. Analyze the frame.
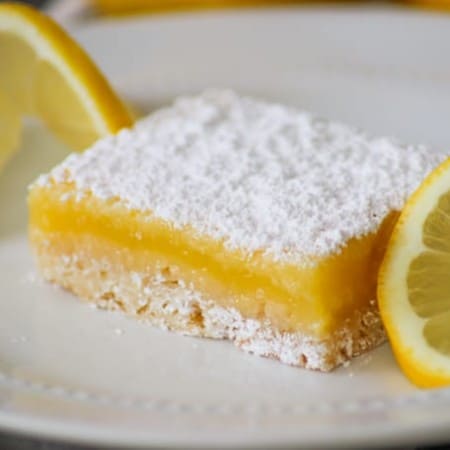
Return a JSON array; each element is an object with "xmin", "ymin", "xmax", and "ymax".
[{"xmin": 1, "ymin": 6, "xmax": 450, "ymax": 449}]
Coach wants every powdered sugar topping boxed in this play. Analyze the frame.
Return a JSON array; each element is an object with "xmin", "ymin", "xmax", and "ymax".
[{"xmin": 36, "ymin": 90, "xmax": 445, "ymax": 263}]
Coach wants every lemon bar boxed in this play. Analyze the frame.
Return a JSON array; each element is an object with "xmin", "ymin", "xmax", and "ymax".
[{"xmin": 28, "ymin": 90, "xmax": 443, "ymax": 371}]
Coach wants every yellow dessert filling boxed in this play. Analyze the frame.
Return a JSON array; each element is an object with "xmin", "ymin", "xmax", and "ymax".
[{"xmin": 29, "ymin": 182, "xmax": 398, "ymax": 338}]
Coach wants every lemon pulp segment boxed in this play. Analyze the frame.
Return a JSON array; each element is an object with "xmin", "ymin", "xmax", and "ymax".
[
  {"xmin": 407, "ymin": 190, "xmax": 450, "ymax": 356},
  {"xmin": 0, "ymin": 89, "xmax": 21, "ymax": 169}
]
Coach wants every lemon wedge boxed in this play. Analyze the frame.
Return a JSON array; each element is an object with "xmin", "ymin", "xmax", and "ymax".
[
  {"xmin": 378, "ymin": 156, "xmax": 450, "ymax": 388},
  {"xmin": 0, "ymin": 3, "xmax": 133, "ymax": 168}
]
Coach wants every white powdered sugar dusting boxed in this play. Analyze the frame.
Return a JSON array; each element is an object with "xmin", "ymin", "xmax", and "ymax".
[{"xmin": 36, "ymin": 90, "xmax": 446, "ymax": 262}]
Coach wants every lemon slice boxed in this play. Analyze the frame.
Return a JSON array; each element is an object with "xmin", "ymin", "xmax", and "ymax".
[
  {"xmin": 378, "ymin": 156, "xmax": 450, "ymax": 388},
  {"xmin": 0, "ymin": 3, "xmax": 133, "ymax": 168}
]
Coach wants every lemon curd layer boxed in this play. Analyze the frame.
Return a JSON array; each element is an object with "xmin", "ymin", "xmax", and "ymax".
[
  {"xmin": 29, "ymin": 91, "xmax": 443, "ymax": 370},
  {"xmin": 29, "ymin": 183, "xmax": 398, "ymax": 337}
]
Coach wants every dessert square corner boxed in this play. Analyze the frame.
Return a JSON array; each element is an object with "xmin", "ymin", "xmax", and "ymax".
[{"xmin": 27, "ymin": 90, "xmax": 443, "ymax": 371}]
